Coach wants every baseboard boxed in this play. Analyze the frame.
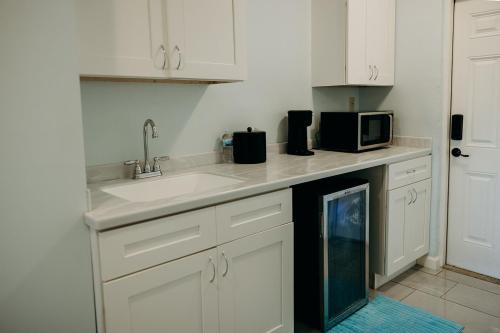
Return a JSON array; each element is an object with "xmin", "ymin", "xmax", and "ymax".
[
  {"xmin": 372, "ymin": 260, "xmax": 416, "ymax": 289},
  {"xmin": 417, "ymin": 255, "xmax": 441, "ymax": 271}
]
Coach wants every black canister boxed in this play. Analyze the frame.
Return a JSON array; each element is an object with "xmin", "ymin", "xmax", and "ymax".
[{"xmin": 233, "ymin": 127, "xmax": 266, "ymax": 164}]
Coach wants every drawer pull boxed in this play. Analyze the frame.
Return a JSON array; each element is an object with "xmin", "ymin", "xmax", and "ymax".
[
  {"xmin": 413, "ymin": 188, "xmax": 418, "ymax": 203},
  {"xmin": 406, "ymin": 169, "xmax": 416, "ymax": 175}
]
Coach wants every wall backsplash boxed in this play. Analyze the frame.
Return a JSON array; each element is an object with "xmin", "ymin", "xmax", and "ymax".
[{"xmin": 80, "ymin": 0, "xmax": 358, "ymax": 167}]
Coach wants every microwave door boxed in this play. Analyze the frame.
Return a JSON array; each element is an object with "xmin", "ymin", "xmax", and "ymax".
[{"xmin": 358, "ymin": 113, "xmax": 393, "ymax": 150}]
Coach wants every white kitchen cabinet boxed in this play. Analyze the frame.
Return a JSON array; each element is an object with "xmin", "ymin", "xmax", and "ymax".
[
  {"xmin": 102, "ymin": 248, "xmax": 219, "ymax": 333},
  {"xmin": 100, "ymin": 224, "xmax": 293, "ymax": 333},
  {"xmin": 218, "ymin": 223, "xmax": 293, "ymax": 333},
  {"xmin": 312, "ymin": 0, "xmax": 395, "ymax": 87},
  {"xmin": 92, "ymin": 189, "xmax": 293, "ymax": 333},
  {"xmin": 351, "ymin": 156, "xmax": 431, "ymax": 288},
  {"xmin": 163, "ymin": 0, "xmax": 247, "ymax": 81},
  {"xmin": 76, "ymin": 0, "xmax": 246, "ymax": 81},
  {"xmin": 386, "ymin": 179, "xmax": 431, "ymax": 276}
]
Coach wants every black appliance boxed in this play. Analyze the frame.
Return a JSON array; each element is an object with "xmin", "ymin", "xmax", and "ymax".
[
  {"xmin": 293, "ymin": 178, "xmax": 369, "ymax": 331},
  {"xmin": 287, "ymin": 110, "xmax": 314, "ymax": 156},
  {"xmin": 320, "ymin": 111, "xmax": 393, "ymax": 152},
  {"xmin": 233, "ymin": 127, "xmax": 266, "ymax": 164}
]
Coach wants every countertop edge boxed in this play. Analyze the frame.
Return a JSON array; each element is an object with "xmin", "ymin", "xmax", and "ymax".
[{"xmin": 85, "ymin": 148, "xmax": 431, "ymax": 231}]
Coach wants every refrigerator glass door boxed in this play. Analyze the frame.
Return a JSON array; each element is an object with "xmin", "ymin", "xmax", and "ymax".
[{"xmin": 322, "ymin": 185, "xmax": 368, "ymax": 329}]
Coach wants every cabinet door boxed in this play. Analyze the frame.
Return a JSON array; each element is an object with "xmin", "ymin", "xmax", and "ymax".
[
  {"xmin": 163, "ymin": 0, "xmax": 247, "ymax": 81},
  {"xmin": 386, "ymin": 186, "xmax": 412, "ymax": 276},
  {"xmin": 405, "ymin": 179, "xmax": 431, "ymax": 260},
  {"xmin": 347, "ymin": 0, "xmax": 395, "ymax": 86},
  {"xmin": 218, "ymin": 223, "xmax": 293, "ymax": 333},
  {"xmin": 102, "ymin": 249, "xmax": 219, "ymax": 333},
  {"xmin": 365, "ymin": 0, "xmax": 395, "ymax": 85},
  {"xmin": 386, "ymin": 179, "xmax": 431, "ymax": 276},
  {"xmin": 346, "ymin": 0, "xmax": 369, "ymax": 85},
  {"xmin": 76, "ymin": 0, "xmax": 167, "ymax": 78}
]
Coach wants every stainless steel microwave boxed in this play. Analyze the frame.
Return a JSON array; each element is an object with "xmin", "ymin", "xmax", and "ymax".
[{"xmin": 320, "ymin": 111, "xmax": 393, "ymax": 152}]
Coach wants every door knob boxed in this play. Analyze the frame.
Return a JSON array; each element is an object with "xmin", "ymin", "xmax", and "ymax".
[{"xmin": 451, "ymin": 148, "xmax": 469, "ymax": 158}]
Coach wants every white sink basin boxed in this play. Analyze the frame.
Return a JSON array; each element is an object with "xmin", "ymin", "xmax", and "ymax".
[{"xmin": 102, "ymin": 173, "xmax": 244, "ymax": 202}]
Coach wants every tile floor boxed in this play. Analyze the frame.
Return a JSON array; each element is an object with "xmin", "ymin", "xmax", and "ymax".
[
  {"xmin": 296, "ymin": 266, "xmax": 500, "ymax": 332},
  {"xmin": 374, "ymin": 266, "xmax": 500, "ymax": 333}
]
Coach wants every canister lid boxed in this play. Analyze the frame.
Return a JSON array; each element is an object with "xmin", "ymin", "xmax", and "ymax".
[{"xmin": 233, "ymin": 127, "xmax": 265, "ymax": 135}]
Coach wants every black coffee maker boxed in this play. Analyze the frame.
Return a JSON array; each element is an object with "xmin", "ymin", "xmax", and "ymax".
[{"xmin": 287, "ymin": 110, "xmax": 314, "ymax": 156}]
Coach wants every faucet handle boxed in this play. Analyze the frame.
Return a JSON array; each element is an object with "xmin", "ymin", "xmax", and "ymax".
[
  {"xmin": 153, "ymin": 156, "xmax": 170, "ymax": 173},
  {"xmin": 124, "ymin": 160, "xmax": 142, "ymax": 176}
]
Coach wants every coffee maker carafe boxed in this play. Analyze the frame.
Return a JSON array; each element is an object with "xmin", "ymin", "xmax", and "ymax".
[{"xmin": 287, "ymin": 110, "xmax": 314, "ymax": 156}]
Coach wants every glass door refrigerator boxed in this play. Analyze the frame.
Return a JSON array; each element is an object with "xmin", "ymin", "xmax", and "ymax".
[{"xmin": 293, "ymin": 178, "xmax": 369, "ymax": 332}]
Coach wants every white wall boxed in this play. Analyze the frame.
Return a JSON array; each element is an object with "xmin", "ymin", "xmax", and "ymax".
[
  {"xmin": 0, "ymin": 1, "xmax": 96, "ymax": 332},
  {"xmin": 81, "ymin": 0, "xmax": 358, "ymax": 166},
  {"xmin": 79, "ymin": 0, "xmax": 449, "ymax": 258},
  {"xmin": 360, "ymin": 0, "xmax": 448, "ymax": 257}
]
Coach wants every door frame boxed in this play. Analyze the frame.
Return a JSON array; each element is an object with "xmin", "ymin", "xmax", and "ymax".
[{"xmin": 433, "ymin": 0, "xmax": 455, "ymax": 269}]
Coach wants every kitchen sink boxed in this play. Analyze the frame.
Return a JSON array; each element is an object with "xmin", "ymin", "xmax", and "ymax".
[{"xmin": 102, "ymin": 173, "xmax": 244, "ymax": 202}]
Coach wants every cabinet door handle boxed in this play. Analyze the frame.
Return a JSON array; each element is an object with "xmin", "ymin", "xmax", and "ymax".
[
  {"xmin": 408, "ymin": 190, "xmax": 414, "ymax": 205},
  {"xmin": 374, "ymin": 65, "xmax": 379, "ymax": 80},
  {"xmin": 159, "ymin": 45, "xmax": 166, "ymax": 70},
  {"xmin": 174, "ymin": 45, "xmax": 182, "ymax": 70},
  {"xmin": 369, "ymin": 65, "xmax": 374, "ymax": 80},
  {"xmin": 208, "ymin": 257, "xmax": 216, "ymax": 283},
  {"xmin": 222, "ymin": 252, "xmax": 229, "ymax": 277},
  {"xmin": 413, "ymin": 188, "xmax": 418, "ymax": 203}
]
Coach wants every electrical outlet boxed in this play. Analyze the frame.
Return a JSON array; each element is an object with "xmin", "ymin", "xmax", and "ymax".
[{"xmin": 349, "ymin": 96, "xmax": 356, "ymax": 112}]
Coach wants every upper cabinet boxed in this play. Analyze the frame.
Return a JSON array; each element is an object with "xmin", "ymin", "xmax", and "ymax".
[
  {"xmin": 312, "ymin": 0, "xmax": 395, "ymax": 87},
  {"xmin": 76, "ymin": 0, "xmax": 247, "ymax": 82}
]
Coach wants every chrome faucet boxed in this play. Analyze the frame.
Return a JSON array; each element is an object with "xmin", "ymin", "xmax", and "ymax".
[
  {"xmin": 124, "ymin": 119, "xmax": 169, "ymax": 179},
  {"xmin": 143, "ymin": 119, "xmax": 159, "ymax": 173}
]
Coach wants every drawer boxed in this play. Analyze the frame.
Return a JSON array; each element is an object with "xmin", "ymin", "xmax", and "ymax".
[
  {"xmin": 98, "ymin": 207, "xmax": 216, "ymax": 281},
  {"xmin": 388, "ymin": 156, "xmax": 432, "ymax": 190},
  {"xmin": 216, "ymin": 189, "xmax": 292, "ymax": 243}
]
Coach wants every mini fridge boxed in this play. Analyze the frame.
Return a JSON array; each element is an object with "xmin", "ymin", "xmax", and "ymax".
[{"xmin": 293, "ymin": 178, "xmax": 369, "ymax": 331}]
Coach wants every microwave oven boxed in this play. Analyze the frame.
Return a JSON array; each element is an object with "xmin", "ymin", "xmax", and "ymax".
[{"xmin": 320, "ymin": 111, "xmax": 393, "ymax": 152}]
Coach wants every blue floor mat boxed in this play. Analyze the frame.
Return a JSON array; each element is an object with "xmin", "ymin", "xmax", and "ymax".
[{"xmin": 328, "ymin": 295, "xmax": 464, "ymax": 333}]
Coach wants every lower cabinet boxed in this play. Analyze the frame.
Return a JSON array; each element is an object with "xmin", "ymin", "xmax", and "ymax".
[
  {"xmin": 352, "ymin": 156, "xmax": 432, "ymax": 288},
  {"xmin": 386, "ymin": 179, "xmax": 431, "ymax": 276},
  {"xmin": 101, "ymin": 223, "xmax": 293, "ymax": 333},
  {"xmin": 219, "ymin": 223, "xmax": 293, "ymax": 333},
  {"xmin": 102, "ymin": 248, "xmax": 219, "ymax": 333}
]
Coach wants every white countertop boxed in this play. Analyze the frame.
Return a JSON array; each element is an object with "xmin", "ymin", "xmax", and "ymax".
[{"xmin": 85, "ymin": 146, "xmax": 431, "ymax": 231}]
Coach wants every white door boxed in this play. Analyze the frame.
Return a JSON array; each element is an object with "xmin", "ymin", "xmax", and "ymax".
[
  {"xmin": 346, "ymin": 0, "xmax": 395, "ymax": 86},
  {"xmin": 448, "ymin": 0, "xmax": 500, "ymax": 279},
  {"xmin": 76, "ymin": 0, "xmax": 166, "ymax": 78},
  {"xmin": 347, "ymin": 0, "xmax": 369, "ymax": 85},
  {"xmin": 386, "ymin": 186, "xmax": 411, "ymax": 275},
  {"xmin": 386, "ymin": 180, "xmax": 431, "ymax": 276},
  {"xmin": 102, "ymin": 249, "xmax": 219, "ymax": 333},
  {"xmin": 405, "ymin": 179, "xmax": 431, "ymax": 260},
  {"xmin": 218, "ymin": 224, "xmax": 293, "ymax": 333},
  {"xmin": 162, "ymin": 0, "xmax": 247, "ymax": 81},
  {"xmin": 365, "ymin": 0, "xmax": 395, "ymax": 86}
]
